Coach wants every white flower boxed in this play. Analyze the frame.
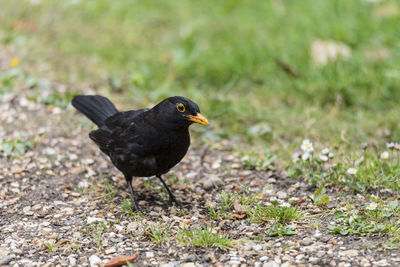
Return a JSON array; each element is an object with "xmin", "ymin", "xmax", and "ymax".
[
  {"xmin": 386, "ymin": 142, "xmax": 395, "ymax": 149},
  {"xmin": 366, "ymin": 202, "xmax": 378, "ymax": 211},
  {"xmin": 280, "ymin": 202, "xmax": 291, "ymax": 208},
  {"xmin": 380, "ymin": 151, "xmax": 389, "ymax": 160},
  {"xmin": 301, "ymin": 139, "xmax": 314, "ymax": 152},
  {"xmin": 328, "ymin": 152, "xmax": 334, "ymax": 158},
  {"xmin": 302, "ymin": 153, "xmax": 310, "ymax": 161},
  {"xmin": 319, "ymin": 154, "xmax": 328, "ymax": 162},
  {"xmin": 292, "ymin": 151, "xmax": 301, "ymax": 163},
  {"xmin": 395, "ymin": 143, "xmax": 400, "ymax": 150},
  {"xmin": 321, "ymin": 148, "xmax": 330, "ymax": 155},
  {"xmin": 347, "ymin": 168, "xmax": 357, "ymax": 175}
]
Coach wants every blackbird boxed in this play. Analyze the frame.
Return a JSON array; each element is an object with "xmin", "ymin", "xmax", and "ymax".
[{"xmin": 72, "ymin": 95, "xmax": 209, "ymax": 211}]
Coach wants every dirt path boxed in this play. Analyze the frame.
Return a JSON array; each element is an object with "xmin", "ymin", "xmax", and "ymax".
[{"xmin": 1, "ymin": 89, "xmax": 399, "ymax": 267}]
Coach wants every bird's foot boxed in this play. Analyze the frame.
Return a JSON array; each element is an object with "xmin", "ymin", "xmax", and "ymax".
[
  {"xmin": 131, "ymin": 203, "xmax": 144, "ymax": 213},
  {"xmin": 169, "ymin": 195, "xmax": 183, "ymax": 208}
]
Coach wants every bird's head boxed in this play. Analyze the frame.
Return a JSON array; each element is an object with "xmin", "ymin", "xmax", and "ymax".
[{"xmin": 154, "ymin": 96, "xmax": 209, "ymax": 128}]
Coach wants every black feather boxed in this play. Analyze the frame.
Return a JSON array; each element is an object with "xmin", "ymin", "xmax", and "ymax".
[{"xmin": 72, "ymin": 95, "xmax": 118, "ymax": 126}]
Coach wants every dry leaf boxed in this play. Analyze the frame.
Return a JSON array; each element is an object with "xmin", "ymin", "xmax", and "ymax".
[
  {"xmin": 233, "ymin": 199, "xmax": 246, "ymax": 215},
  {"xmin": 54, "ymin": 239, "xmax": 70, "ymax": 248},
  {"xmin": 232, "ymin": 213, "xmax": 247, "ymax": 220},
  {"xmin": 105, "ymin": 254, "xmax": 139, "ymax": 267},
  {"xmin": 179, "ymin": 219, "xmax": 193, "ymax": 228}
]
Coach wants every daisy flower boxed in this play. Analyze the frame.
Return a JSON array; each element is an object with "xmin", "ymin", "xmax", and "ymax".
[
  {"xmin": 302, "ymin": 153, "xmax": 310, "ymax": 161},
  {"xmin": 366, "ymin": 202, "xmax": 378, "ymax": 211},
  {"xmin": 319, "ymin": 154, "xmax": 328, "ymax": 162},
  {"xmin": 386, "ymin": 142, "xmax": 395, "ymax": 149},
  {"xmin": 301, "ymin": 139, "xmax": 314, "ymax": 152},
  {"xmin": 347, "ymin": 168, "xmax": 357, "ymax": 175},
  {"xmin": 292, "ymin": 150, "xmax": 301, "ymax": 163},
  {"xmin": 321, "ymin": 148, "xmax": 330, "ymax": 155},
  {"xmin": 380, "ymin": 151, "xmax": 389, "ymax": 160},
  {"xmin": 395, "ymin": 143, "xmax": 400, "ymax": 150}
]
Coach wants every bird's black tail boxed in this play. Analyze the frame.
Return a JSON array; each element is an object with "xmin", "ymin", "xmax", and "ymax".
[{"xmin": 72, "ymin": 95, "xmax": 118, "ymax": 126}]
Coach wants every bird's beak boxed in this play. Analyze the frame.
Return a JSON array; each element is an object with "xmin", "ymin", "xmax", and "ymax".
[{"xmin": 186, "ymin": 113, "xmax": 209, "ymax": 126}]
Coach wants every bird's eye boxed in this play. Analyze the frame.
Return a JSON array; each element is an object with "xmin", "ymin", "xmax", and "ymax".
[{"xmin": 176, "ymin": 103, "xmax": 185, "ymax": 113}]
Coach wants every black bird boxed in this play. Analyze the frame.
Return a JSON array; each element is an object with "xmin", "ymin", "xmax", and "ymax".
[{"xmin": 72, "ymin": 95, "xmax": 209, "ymax": 211}]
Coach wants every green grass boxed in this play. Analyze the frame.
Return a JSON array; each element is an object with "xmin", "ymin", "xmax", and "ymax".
[
  {"xmin": 43, "ymin": 238, "xmax": 57, "ymax": 253},
  {"xmin": 177, "ymin": 226, "xmax": 233, "ymax": 250},
  {"xmin": 327, "ymin": 200, "xmax": 400, "ymax": 241},
  {"xmin": 85, "ymin": 221, "xmax": 112, "ymax": 250},
  {"xmin": 148, "ymin": 223, "xmax": 172, "ymax": 245},
  {"xmin": 2, "ymin": 0, "xmax": 400, "ymax": 162},
  {"xmin": 1, "ymin": 137, "xmax": 33, "ymax": 158}
]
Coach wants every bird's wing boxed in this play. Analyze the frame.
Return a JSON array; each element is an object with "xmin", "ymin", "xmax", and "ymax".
[
  {"xmin": 89, "ymin": 109, "xmax": 154, "ymax": 160},
  {"xmin": 101, "ymin": 109, "xmax": 148, "ymax": 132}
]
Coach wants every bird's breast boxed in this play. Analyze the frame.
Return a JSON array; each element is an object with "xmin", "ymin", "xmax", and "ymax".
[{"xmin": 155, "ymin": 131, "xmax": 190, "ymax": 174}]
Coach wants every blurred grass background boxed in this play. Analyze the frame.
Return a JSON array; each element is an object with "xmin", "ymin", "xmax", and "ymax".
[{"xmin": 1, "ymin": 0, "xmax": 400, "ymax": 162}]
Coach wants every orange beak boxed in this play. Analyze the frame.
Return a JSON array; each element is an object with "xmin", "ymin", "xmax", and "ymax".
[{"xmin": 186, "ymin": 113, "xmax": 209, "ymax": 126}]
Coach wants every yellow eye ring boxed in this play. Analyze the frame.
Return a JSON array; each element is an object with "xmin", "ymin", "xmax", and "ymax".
[{"xmin": 176, "ymin": 103, "xmax": 185, "ymax": 112}]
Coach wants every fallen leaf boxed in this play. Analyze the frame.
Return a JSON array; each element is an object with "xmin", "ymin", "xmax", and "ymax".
[
  {"xmin": 179, "ymin": 219, "xmax": 193, "ymax": 228},
  {"xmin": 232, "ymin": 213, "xmax": 247, "ymax": 219},
  {"xmin": 54, "ymin": 239, "xmax": 70, "ymax": 248},
  {"xmin": 233, "ymin": 200, "xmax": 246, "ymax": 215},
  {"xmin": 104, "ymin": 255, "xmax": 139, "ymax": 267},
  {"xmin": 291, "ymin": 199, "xmax": 306, "ymax": 206}
]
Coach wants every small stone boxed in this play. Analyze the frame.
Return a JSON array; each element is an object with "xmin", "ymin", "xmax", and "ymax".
[
  {"xmin": 296, "ymin": 254, "xmax": 304, "ymax": 261},
  {"xmin": 89, "ymin": 255, "xmax": 101, "ymax": 267},
  {"xmin": 0, "ymin": 256, "xmax": 14, "ymax": 266},
  {"xmin": 183, "ymin": 254, "xmax": 197, "ymax": 262},
  {"xmin": 23, "ymin": 206, "xmax": 34, "ymax": 216},
  {"xmin": 180, "ymin": 263, "xmax": 196, "ymax": 267},
  {"xmin": 276, "ymin": 191, "xmax": 287, "ymax": 199},
  {"xmin": 160, "ymin": 262, "xmax": 180, "ymax": 267},
  {"xmin": 360, "ymin": 258, "xmax": 371, "ymax": 267},
  {"xmin": 203, "ymin": 175, "xmax": 224, "ymax": 190},
  {"xmin": 253, "ymin": 244, "xmax": 263, "ymax": 251},
  {"xmin": 105, "ymin": 248, "xmax": 116, "ymax": 254},
  {"xmin": 263, "ymin": 261, "xmax": 279, "ymax": 267},
  {"xmin": 372, "ymin": 259, "xmax": 388, "ymax": 266},
  {"xmin": 68, "ymin": 256, "xmax": 77, "ymax": 266},
  {"xmin": 260, "ymin": 256, "xmax": 269, "ymax": 262},
  {"xmin": 301, "ymin": 237, "xmax": 313, "ymax": 246},
  {"xmin": 146, "ymin": 251, "xmax": 155, "ymax": 258},
  {"xmin": 339, "ymin": 249, "xmax": 358, "ymax": 257},
  {"xmin": 87, "ymin": 217, "xmax": 103, "ymax": 224}
]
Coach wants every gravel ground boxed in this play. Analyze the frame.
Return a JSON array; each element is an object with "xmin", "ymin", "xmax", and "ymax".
[{"xmin": 1, "ymin": 88, "xmax": 400, "ymax": 267}]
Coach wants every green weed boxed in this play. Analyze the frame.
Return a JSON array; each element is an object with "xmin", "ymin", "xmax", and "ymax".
[
  {"xmin": 148, "ymin": 223, "xmax": 171, "ymax": 245},
  {"xmin": 177, "ymin": 226, "xmax": 232, "ymax": 250}
]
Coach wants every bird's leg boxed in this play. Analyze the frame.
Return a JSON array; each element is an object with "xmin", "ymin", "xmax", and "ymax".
[
  {"xmin": 126, "ymin": 178, "xmax": 142, "ymax": 212},
  {"xmin": 156, "ymin": 175, "xmax": 181, "ymax": 207}
]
